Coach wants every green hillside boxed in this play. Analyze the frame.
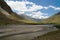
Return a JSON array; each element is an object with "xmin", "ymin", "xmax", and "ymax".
[
  {"xmin": 32, "ymin": 30, "xmax": 60, "ymax": 40},
  {"xmin": 41, "ymin": 12, "xmax": 60, "ymax": 24}
]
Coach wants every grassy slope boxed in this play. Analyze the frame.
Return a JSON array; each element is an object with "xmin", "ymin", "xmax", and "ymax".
[
  {"xmin": 0, "ymin": 12, "xmax": 24, "ymax": 25},
  {"xmin": 33, "ymin": 30, "xmax": 60, "ymax": 40},
  {"xmin": 41, "ymin": 12, "xmax": 60, "ymax": 24},
  {"xmin": 0, "ymin": 12, "xmax": 37, "ymax": 25}
]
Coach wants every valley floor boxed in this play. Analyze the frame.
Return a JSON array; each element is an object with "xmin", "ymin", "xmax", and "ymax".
[{"xmin": 0, "ymin": 25, "xmax": 58, "ymax": 40}]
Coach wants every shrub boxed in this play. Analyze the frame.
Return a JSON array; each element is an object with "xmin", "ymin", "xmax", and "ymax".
[{"xmin": 54, "ymin": 25, "xmax": 60, "ymax": 29}]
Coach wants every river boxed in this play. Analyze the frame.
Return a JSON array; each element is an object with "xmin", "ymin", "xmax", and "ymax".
[{"xmin": 0, "ymin": 25, "xmax": 58, "ymax": 40}]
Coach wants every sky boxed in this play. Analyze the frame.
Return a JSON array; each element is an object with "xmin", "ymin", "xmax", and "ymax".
[{"xmin": 5, "ymin": 0, "xmax": 60, "ymax": 19}]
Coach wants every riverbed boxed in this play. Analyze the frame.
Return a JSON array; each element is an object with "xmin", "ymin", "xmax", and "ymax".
[{"xmin": 0, "ymin": 25, "xmax": 58, "ymax": 40}]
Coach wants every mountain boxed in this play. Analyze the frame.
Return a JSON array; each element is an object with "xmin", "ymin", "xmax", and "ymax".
[
  {"xmin": 0, "ymin": 12, "xmax": 23, "ymax": 25},
  {"xmin": 20, "ymin": 14, "xmax": 41, "ymax": 22},
  {"xmin": 41, "ymin": 12, "xmax": 60, "ymax": 24},
  {"xmin": 0, "ymin": 0, "xmax": 13, "ymax": 14},
  {"xmin": 20, "ymin": 14, "xmax": 33, "ymax": 20},
  {"xmin": 0, "ymin": 0, "xmax": 25, "ymax": 25},
  {"xmin": 32, "ymin": 30, "xmax": 60, "ymax": 40},
  {"xmin": 0, "ymin": 0, "xmax": 37, "ymax": 25}
]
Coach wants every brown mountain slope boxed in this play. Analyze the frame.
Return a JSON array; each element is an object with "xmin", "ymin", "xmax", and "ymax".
[
  {"xmin": 0, "ymin": 0, "xmax": 13, "ymax": 14},
  {"xmin": 0, "ymin": 0, "xmax": 25, "ymax": 25}
]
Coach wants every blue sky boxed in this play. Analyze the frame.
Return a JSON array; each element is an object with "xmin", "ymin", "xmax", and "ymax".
[
  {"xmin": 5, "ymin": 0, "xmax": 60, "ymax": 19},
  {"xmin": 28, "ymin": 0, "xmax": 60, "ymax": 16},
  {"xmin": 28, "ymin": 0, "xmax": 60, "ymax": 6}
]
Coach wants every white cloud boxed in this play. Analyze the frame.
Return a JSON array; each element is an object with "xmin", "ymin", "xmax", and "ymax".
[
  {"xmin": 49, "ymin": 5, "xmax": 60, "ymax": 10},
  {"xmin": 17, "ymin": 11, "xmax": 25, "ymax": 14},
  {"xmin": 55, "ymin": 7, "xmax": 60, "ymax": 10},
  {"xmin": 5, "ymin": 0, "xmax": 60, "ymax": 19},
  {"xmin": 5, "ymin": 0, "xmax": 43, "ymax": 12},
  {"xmin": 25, "ymin": 11, "xmax": 49, "ymax": 19},
  {"xmin": 31, "ymin": 11, "xmax": 49, "ymax": 19},
  {"xmin": 44, "ymin": 7, "xmax": 49, "ymax": 9}
]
